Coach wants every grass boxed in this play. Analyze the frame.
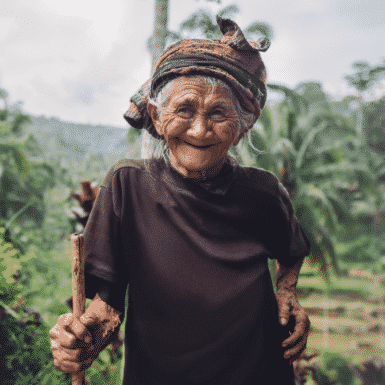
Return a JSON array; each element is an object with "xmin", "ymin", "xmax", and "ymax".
[{"xmin": 307, "ymin": 331, "xmax": 385, "ymax": 360}]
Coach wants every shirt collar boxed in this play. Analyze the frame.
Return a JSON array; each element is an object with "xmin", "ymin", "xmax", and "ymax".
[{"xmin": 163, "ymin": 156, "xmax": 237, "ymax": 196}]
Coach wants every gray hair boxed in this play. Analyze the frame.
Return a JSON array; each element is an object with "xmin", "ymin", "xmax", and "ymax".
[
  {"xmin": 143, "ymin": 75, "xmax": 257, "ymax": 173},
  {"xmin": 149, "ymin": 75, "xmax": 255, "ymax": 133}
]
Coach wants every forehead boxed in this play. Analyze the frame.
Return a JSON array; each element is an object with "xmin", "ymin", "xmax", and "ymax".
[{"xmin": 164, "ymin": 76, "xmax": 236, "ymax": 106}]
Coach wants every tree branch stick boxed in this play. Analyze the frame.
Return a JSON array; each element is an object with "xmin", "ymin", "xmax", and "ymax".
[{"xmin": 71, "ymin": 233, "xmax": 86, "ymax": 385}]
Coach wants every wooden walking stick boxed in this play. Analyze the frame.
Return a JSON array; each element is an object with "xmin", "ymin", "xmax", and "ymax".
[{"xmin": 71, "ymin": 233, "xmax": 86, "ymax": 385}]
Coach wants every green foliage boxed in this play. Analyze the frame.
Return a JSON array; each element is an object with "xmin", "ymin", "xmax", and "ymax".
[
  {"xmin": 0, "ymin": 226, "xmax": 34, "ymax": 300},
  {"xmin": 166, "ymin": 3, "xmax": 273, "ymax": 44},
  {"xmin": 0, "ymin": 227, "xmax": 70, "ymax": 385},
  {"xmin": 312, "ymin": 354, "xmax": 351, "ymax": 384},
  {"xmin": 345, "ymin": 60, "xmax": 385, "ymax": 93},
  {"xmin": 127, "ymin": 126, "xmax": 142, "ymax": 144},
  {"xmin": 237, "ymin": 77, "xmax": 385, "ymax": 277},
  {"xmin": 173, "ymin": 1, "xmax": 385, "ymax": 276},
  {"xmin": 353, "ymin": 357, "xmax": 385, "ymax": 385},
  {"xmin": 243, "ymin": 98, "xmax": 357, "ymax": 277},
  {"xmin": 363, "ymin": 96, "xmax": 385, "ymax": 155},
  {"xmin": 317, "ymin": 353, "xmax": 354, "ymax": 385},
  {"xmin": 1, "ymin": 230, "xmax": 124, "ymax": 384}
]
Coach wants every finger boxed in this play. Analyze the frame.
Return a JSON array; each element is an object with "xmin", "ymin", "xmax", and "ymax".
[
  {"xmin": 70, "ymin": 192, "xmax": 84, "ymax": 204},
  {"xmin": 57, "ymin": 313, "xmax": 74, "ymax": 331},
  {"xmin": 54, "ymin": 355, "xmax": 82, "ymax": 374},
  {"xmin": 51, "ymin": 340, "xmax": 82, "ymax": 361},
  {"xmin": 49, "ymin": 324, "xmax": 77, "ymax": 348},
  {"xmin": 80, "ymin": 314, "xmax": 98, "ymax": 329},
  {"xmin": 284, "ymin": 340, "xmax": 307, "ymax": 362},
  {"xmin": 282, "ymin": 314, "xmax": 310, "ymax": 347},
  {"xmin": 69, "ymin": 317, "xmax": 93, "ymax": 344},
  {"xmin": 277, "ymin": 300, "xmax": 291, "ymax": 326},
  {"xmin": 284, "ymin": 335, "xmax": 307, "ymax": 358}
]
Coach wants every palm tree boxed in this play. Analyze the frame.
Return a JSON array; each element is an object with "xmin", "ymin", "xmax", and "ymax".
[
  {"xmin": 345, "ymin": 61, "xmax": 385, "ymax": 260},
  {"xmin": 237, "ymin": 82, "xmax": 383, "ymax": 278},
  {"xmin": 345, "ymin": 60, "xmax": 385, "ymax": 138},
  {"xmin": 141, "ymin": 0, "xmax": 170, "ymax": 159},
  {"xmin": 237, "ymin": 75, "xmax": 385, "ymax": 278},
  {"xmin": 167, "ymin": 4, "xmax": 273, "ymax": 43}
]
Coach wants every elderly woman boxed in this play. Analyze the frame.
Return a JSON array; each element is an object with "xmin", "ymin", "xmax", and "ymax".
[{"xmin": 50, "ymin": 17, "xmax": 310, "ymax": 385}]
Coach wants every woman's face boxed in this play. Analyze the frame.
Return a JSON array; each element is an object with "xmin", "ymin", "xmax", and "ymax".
[{"xmin": 147, "ymin": 77, "xmax": 244, "ymax": 179}]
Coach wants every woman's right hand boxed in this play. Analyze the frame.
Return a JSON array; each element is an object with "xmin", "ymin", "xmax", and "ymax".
[{"xmin": 49, "ymin": 313, "xmax": 99, "ymax": 374}]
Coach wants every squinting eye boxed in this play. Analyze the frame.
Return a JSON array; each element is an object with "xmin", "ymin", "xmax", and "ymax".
[
  {"xmin": 177, "ymin": 106, "xmax": 192, "ymax": 118},
  {"xmin": 210, "ymin": 110, "xmax": 225, "ymax": 120}
]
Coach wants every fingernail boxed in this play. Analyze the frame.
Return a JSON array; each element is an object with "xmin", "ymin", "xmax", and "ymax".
[{"xmin": 280, "ymin": 318, "xmax": 287, "ymax": 325}]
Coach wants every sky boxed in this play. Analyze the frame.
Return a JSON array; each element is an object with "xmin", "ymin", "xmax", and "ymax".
[{"xmin": 0, "ymin": 0, "xmax": 384, "ymax": 128}]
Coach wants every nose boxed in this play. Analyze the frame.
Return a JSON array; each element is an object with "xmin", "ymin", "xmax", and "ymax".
[{"xmin": 188, "ymin": 114, "xmax": 210, "ymax": 139}]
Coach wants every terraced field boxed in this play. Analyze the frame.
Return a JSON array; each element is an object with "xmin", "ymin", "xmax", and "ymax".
[{"xmin": 297, "ymin": 263, "xmax": 385, "ymax": 361}]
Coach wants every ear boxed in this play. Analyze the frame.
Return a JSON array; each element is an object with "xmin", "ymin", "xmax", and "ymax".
[{"xmin": 147, "ymin": 102, "xmax": 163, "ymax": 137}]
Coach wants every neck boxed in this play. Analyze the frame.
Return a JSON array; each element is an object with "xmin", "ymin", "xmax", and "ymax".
[{"xmin": 169, "ymin": 157, "xmax": 226, "ymax": 181}]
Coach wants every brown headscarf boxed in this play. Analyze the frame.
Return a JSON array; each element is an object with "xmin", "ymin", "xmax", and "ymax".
[{"xmin": 124, "ymin": 16, "xmax": 270, "ymax": 139}]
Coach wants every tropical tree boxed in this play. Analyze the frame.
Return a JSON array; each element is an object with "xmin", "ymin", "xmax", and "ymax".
[
  {"xmin": 344, "ymin": 60, "xmax": 385, "ymax": 138},
  {"xmin": 141, "ymin": 0, "xmax": 170, "ymax": 159},
  {"xmin": 236, "ymin": 85, "xmax": 365, "ymax": 277},
  {"xmin": 344, "ymin": 61, "xmax": 385, "ymax": 261},
  {"xmin": 0, "ymin": 88, "xmax": 56, "ymax": 251},
  {"xmin": 150, "ymin": 0, "xmax": 170, "ymax": 73},
  {"xmin": 167, "ymin": 3, "xmax": 273, "ymax": 43}
]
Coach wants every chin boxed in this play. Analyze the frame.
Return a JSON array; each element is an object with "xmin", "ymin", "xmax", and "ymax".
[{"xmin": 178, "ymin": 155, "xmax": 224, "ymax": 172}]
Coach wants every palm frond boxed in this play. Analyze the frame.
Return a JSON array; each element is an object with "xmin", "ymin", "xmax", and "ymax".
[
  {"xmin": 180, "ymin": 10, "xmax": 220, "ymax": 39},
  {"xmin": 166, "ymin": 30, "xmax": 182, "ymax": 45},
  {"xmin": 368, "ymin": 65, "xmax": 385, "ymax": 77},
  {"xmin": 311, "ymin": 162, "xmax": 367, "ymax": 176},
  {"xmin": 295, "ymin": 205, "xmax": 338, "ymax": 280},
  {"xmin": 244, "ymin": 21, "xmax": 273, "ymax": 41},
  {"xmin": 247, "ymin": 129, "xmax": 278, "ymax": 173},
  {"xmin": 271, "ymin": 138, "xmax": 297, "ymax": 160},
  {"xmin": 318, "ymin": 224, "xmax": 340, "ymax": 276},
  {"xmin": 297, "ymin": 184, "xmax": 338, "ymax": 235},
  {"xmin": 267, "ymin": 84, "xmax": 308, "ymax": 116},
  {"xmin": 12, "ymin": 148, "xmax": 30, "ymax": 181},
  {"xmin": 295, "ymin": 124, "xmax": 326, "ymax": 170},
  {"xmin": 326, "ymin": 192, "xmax": 353, "ymax": 225},
  {"xmin": 309, "ymin": 112, "xmax": 355, "ymax": 135},
  {"xmin": 217, "ymin": 5, "xmax": 239, "ymax": 19},
  {"xmin": 312, "ymin": 136, "xmax": 358, "ymax": 156}
]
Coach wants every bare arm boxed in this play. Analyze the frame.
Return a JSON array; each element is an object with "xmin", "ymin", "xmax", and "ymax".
[
  {"xmin": 50, "ymin": 293, "xmax": 123, "ymax": 374},
  {"xmin": 275, "ymin": 258, "xmax": 310, "ymax": 364}
]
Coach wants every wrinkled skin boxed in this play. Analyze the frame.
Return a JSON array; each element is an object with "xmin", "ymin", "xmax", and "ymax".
[
  {"xmin": 147, "ymin": 77, "xmax": 247, "ymax": 181},
  {"xmin": 276, "ymin": 259, "xmax": 311, "ymax": 364},
  {"xmin": 49, "ymin": 294, "xmax": 122, "ymax": 374}
]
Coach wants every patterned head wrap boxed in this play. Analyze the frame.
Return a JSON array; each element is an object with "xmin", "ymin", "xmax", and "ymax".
[{"xmin": 124, "ymin": 16, "xmax": 270, "ymax": 139}]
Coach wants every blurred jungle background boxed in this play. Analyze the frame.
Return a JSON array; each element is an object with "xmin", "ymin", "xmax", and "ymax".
[{"xmin": 1, "ymin": 0, "xmax": 385, "ymax": 384}]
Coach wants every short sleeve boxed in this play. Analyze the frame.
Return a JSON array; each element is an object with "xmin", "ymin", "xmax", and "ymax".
[
  {"xmin": 276, "ymin": 182, "xmax": 310, "ymax": 266},
  {"xmin": 83, "ymin": 168, "xmax": 128, "ymax": 313}
]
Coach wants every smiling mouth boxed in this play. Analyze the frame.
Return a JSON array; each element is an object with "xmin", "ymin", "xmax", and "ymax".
[{"xmin": 186, "ymin": 142, "xmax": 215, "ymax": 149}]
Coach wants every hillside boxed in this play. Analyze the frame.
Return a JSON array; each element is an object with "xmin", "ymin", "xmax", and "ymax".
[{"xmin": 25, "ymin": 115, "xmax": 141, "ymax": 161}]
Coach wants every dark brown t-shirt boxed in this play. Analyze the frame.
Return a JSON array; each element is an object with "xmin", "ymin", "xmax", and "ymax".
[{"xmin": 83, "ymin": 158, "xmax": 310, "ymax": 385}]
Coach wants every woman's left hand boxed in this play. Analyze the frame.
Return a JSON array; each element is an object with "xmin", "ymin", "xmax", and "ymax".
[{"xmin": 275, "ymin": 288, "xmax": 310, "ymax": 364}]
